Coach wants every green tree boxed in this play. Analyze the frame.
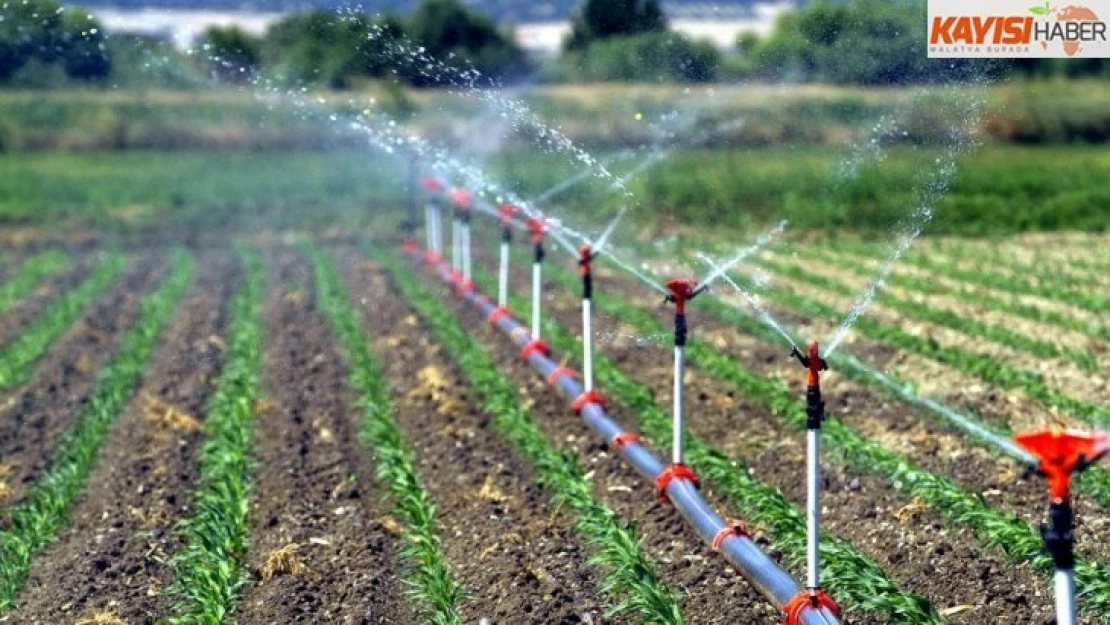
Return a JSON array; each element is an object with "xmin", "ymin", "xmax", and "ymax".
[
  {"xmin": 199, "ymin": 26, "xmax": 261, "ymax": 83},
  {"xmin": 566, "ymin": 0, "xmax": 667, "ymax": 51},
  {"xmin": 0, "ymin": 0, "xmax": 109, "ymax": 83},
  {"xmin": 405, "ymin": 0, "xmax": 527, "ymax": 85}
]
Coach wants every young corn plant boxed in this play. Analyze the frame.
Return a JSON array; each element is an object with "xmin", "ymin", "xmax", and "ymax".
[
  {"xmin": 0, "ymin": 252, "xmax": 126, "ymax": 392},
  {"xmin": 552, "ymin": 265, "xmax": 1110, "ymax": 621},
  {"xmin": 0, "ymin": 250, "xmax": 68, "ymax": 315},
  {"xmin": 0, "ymin": 250, "xmax": 193, "ymax": 612},
  {"xmin": 760, "ymin": 255, "xmax": 1098, "ymax": 373},
  {"xmin": 167, "ymin": 247, "xmax": 264, "ymax": 624},
  {"xmin": 304, "ymin": 245, "xmax": 465, "ymax": 625},
  {"xmin": 375, "ymin": 249, "xmax": 685, "ymax": 625},
  {"xmin": 473, "ymin": 264, "xmax": 942, "ymax": 625}
]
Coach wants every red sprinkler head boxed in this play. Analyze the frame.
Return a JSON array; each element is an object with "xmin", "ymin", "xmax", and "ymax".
[
  {"xmin": 791, "ymin": 341, "xmax": 829, "ymax": 386},
  {"xmin": 450, "ymin": 188, "xmax": 471, "ymax": 210},
  {"xmin": 579, "ymin": 244, "xmax": 595, "ymax": 268},
  {"xmin": 665, "ymin": 278, "xmax": 700, "ymax": 314},
  {"xmin": 422, "ymin": 176, "xmax": 443, "ymax": 193},
  {"xmin": 527, "ymin": 217, "xmax": 547, "ymax": 244},
  {"xmin": 498, "ymin": 203, "xmax": 518, "ymax": 226},
  {"xmin": 1016, "ymin": 429, "xmax": 1110, "ymax": 501}
]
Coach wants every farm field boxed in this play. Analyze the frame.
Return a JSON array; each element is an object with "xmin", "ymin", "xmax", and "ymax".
[{"xmin": 0, "ymin": 222, "xmax": 1104, "ymax": 624}]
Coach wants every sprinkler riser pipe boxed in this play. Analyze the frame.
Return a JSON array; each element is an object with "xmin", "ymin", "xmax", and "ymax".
[
  {"xmin": 806, "ymin": 429, "xmax": 820, "ymax": 590},
  {"xmin": 583, "ymin": 297, "xmax": 594, "ymax": 392},
  {"xmin": 532, "ymin": 261, "xmax": 542, "ymax": 340},
  {"xmin": 1055, "ymin": 569, "xmax": 1077, "ymax": 625},
  {"xmin": 425, "ymin": 204, "xmax": 434, "ymax": 252},
  {"xmin": 451, "ymin": 219, "xmax": 461, "ymax": 271},
  {"xmin": 498, "ymin": 242, "xmax": 510, "ymax": 308},
  {"xmin": 411, "ymin": 250, "xmax": 839, "ymax": 625},
  {"xmin": 462, "ymin": 223, "xmax": 472, "ymax": 281},
  {"xmin": 430, "ymin": 204, "xmax": 442, "ymax": 254},
  {"xmin": 673, "ymin": 344, "xmax": 685, "ymax": 465}
]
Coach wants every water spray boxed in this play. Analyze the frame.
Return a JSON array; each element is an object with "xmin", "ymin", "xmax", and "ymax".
[
  {"xmin": 1015, "ymin": 429, "xmax": 1110, "ymax": 625},
  {"xmin": 788, "ymin": 342, "xmax": 836, "ymax": 616},
  {"xmin": 497, "ymin": 203, "xmax": 519, "ymax": 308}
]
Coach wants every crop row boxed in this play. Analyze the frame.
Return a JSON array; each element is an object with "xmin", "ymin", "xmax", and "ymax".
[
  {"xmin": 0, "ymin": 250, "xmax": 68, "ymax": 316},
  {"xmin": 305, "ymin": 246, "xmax": 466, "ymax": 624},
  {"xmin": 0, "ymin": 250, "xmax": 193, "ymax": 612},
  {"xmin": 0, "ymin": 252, "xmax": 126, "ymax": 393},
  {"xmin": 374, "ymin": 249, "xmax": 686, "ymax": 625},
  {"xmin": 920, "ymin": 240, "xmax": 1108, "ymax": 290},
  {"xmin": 167, "ymin": 248, "xmax": 263, "ymax": 623},
  {"xmin": 472, "ymin": 264, "xmax": 942, "ymax": 624},
  {"xmin": 834, "ymin": 241, "xmax": 1110, "ymax": 315},
  {"xmin": 760, "ymin": 254, "xmax": 1097, "ymax": 372},
  {"xmin": 536, "ymin": 260, "xmax": 1110, "ymax": 620},
  {"xmin": 816, "ymin": 248, "xmax": 1110, "ymax": 343}
]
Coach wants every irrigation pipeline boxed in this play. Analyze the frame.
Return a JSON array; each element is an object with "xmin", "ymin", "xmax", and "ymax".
[{"xmin": 402, "ymin": 244, "xmax": 842, "ymax": 625}]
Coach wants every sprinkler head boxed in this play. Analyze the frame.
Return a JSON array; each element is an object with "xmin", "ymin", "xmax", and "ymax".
[
  {"xmin": 1015, "ymin": 429, "xmax": 1110, "ymax": 501},
  {"xmin": 664, "ymin": 278, "xmax": 700, "ymax": 312},
  {"xmin": 527, "ymin": 217, "xmax": 547, "ymax": 243},
  {"xmin": 422, "ymin": 176, "xmax": 443, "ymax": 193},
  {"xmin": 498, "ymin": 203, "xmax": 519, "ymax": 226},
  {"xmin": 450, "ymin": 188, "xmax": 471, "ymax": 210},
  {"xmin": 579, "ymin": 244, "xmax": 596, "ymax": 266},
  {"xmin": 791, "ymin": 342, "xmax": 829, "ymax": 380}
]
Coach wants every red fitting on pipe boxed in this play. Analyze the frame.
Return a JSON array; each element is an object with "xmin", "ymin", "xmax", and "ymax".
[
  {"xmin": 579, "ymin": 244, "xmax": 594, "ymax": 275},
  {"xmin": 1015, "ymin": 429, "xmax": 1110, "ymax": 501},
  {"xmin": 665, "ymin": 278, "xmax": 699, "ymax": 314},
  {"xmin": 422, "ymin": 176, "xmax": 444, "ymax": 193},
  {"xmin": 476, "ymin": 294, "xmax": 491, "ymax": 307},
  {"xmin": 783, "ymin": 588, "xmax": 841, "ymax": 625},
  {"xmin": 424, "ymin": 250, "xmax": 443, "ymax": 264},
  {"xmin": 711, "ymin": 521, "xmax": 752, "ymax": 551},
  {"xmin": 521, "ymin": 339, "xmax": 551, "ymax": 361},
  {"xmin": 656, "ymin": 463, "xmax": 700, "ymax": 503},
  {"xmin": 571, "ymin": 389, "xmax": 608, "ymax": 413},
  {"xmin": 488, "ymin": 306, "xmax": 511, "ymax": 327},
  {"xmin": 547, "ymin": 366, "xmax": 577, "ymax": 385},
  {"xmin": 458, "ymin": 279, "xmax": 476, "ymax": 295},
  {"xmin": 609, "ymin": 431, "xmax": 641, "ymax": 450},
  {"xmin": 401, "ymin": 239, "xmax": 420, "ymax": 253},
  {"xmin": 510, "ymin": 326, "xmax": 531, "ymax": 345},
  {"xmin": 450, "ymin": 187, "xmax": 471, "ymax": 210},
  {"xmin": 447, "ymin": 270, "xmax": 463, "ymax": 286}
]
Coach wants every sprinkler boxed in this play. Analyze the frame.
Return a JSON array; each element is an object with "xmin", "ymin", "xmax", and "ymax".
[
  {"xmin": 664, "ymin": 278, "xmax": 701, "ymax": 469},
  {"xmin": 790, "ymin": 342, "xmax": 832, "ymax": 606},
  {"xmin": 497, "ymin": 203, "xmax": 519, "ymax": 308},
  {"xmin": 575, "ymin": 208, "xmax": 627, "ymax": 393},
  {"xmin": 421, "ymin": 176, "xmax": 444, "ymax": 263},
  {"xmin": 450, "ymin": 188, "xmax": 472, "ymax": 289},
  {"xmin": 1015, "ymin": 429, "xmax": 1110, "ymax": 625},
  {"xmin": 527, "ymin": 217, "xmax": 547, "ymax": 340}
]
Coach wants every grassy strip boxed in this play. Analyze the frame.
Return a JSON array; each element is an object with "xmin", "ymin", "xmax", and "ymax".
[
  {"xmin": 0, "ymin": 250, "xmax": 68, "ymax": 316},
  {"xmin": 761, "ymin": 255, "xmax": 1098, "ymax": 372},
  {"xmin": 375, "ymin": 249, "xmax": 684, "ymax": 625},
  {"xmin": 537, "ymin": 260, "xmax": 1110, "ymax": 620},
  {"xmin": 820, "ymin": 248, "xmax": 1110, "ymax": 343},
  {"xmin": 471, "ymin": 265, "xmax": 941, "ymax": 624},
  {"xmin": 0, "ymin": 250, "xmax": 193, "ymax": 612},
  {"xmin": 305, "ymin": 246, "xmax": 465, "ymax": 624},
  {"xmin": 167, "ymin": 248, "xmax": 264, "ymax": 624},
  {"xmin": 0, "ymin": 252, "xmax": 126, "ymax": 392}
]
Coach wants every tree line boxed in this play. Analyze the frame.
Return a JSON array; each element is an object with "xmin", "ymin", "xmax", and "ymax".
[{"xmin": 1, "ymin": 0, "xmax": 1105, "ymax": 88}]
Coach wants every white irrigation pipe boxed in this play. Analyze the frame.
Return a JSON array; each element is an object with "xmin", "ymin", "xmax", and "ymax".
[{"xmin": 407, "ymin": 244, "xmax": 840, "ymax": 625}]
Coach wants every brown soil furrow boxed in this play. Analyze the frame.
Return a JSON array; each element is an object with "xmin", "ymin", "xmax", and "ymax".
[
  {"xmin": 11, "ymin": 252, "xmax": 234, "ymax": 624},
  {"xmin": 0, "ymin": 255, "xmax": 98, "ymax": 349},
  {"xmin": 475, "ymin": 247, "xmax": 1057, "ymax": 622},
  {"xmin": 0, "ymin": 256, "xmax": 167, "ymax": 507},
  {"xmin": 347, "ymin": 253, "xmax": 622, "ymax": 624},
  {"xmin": 402, "ymin": 256, "xmax": 786, "ymax": 624},
  {"xmin": 235, "ymin": 249, "xmax": 411, "ymax": 625}
]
